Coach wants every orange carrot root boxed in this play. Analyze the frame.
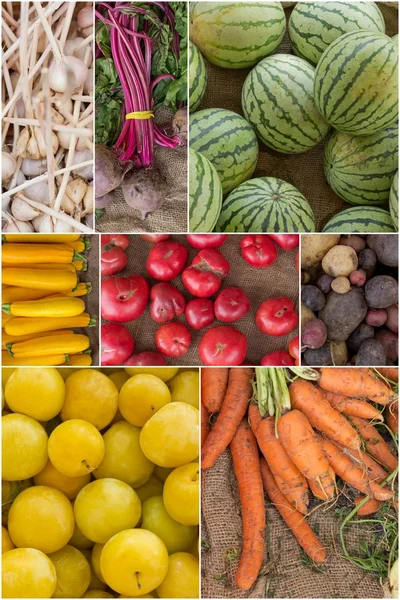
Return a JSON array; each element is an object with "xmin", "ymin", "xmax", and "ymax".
[
  {"xmin": 202, "ymin": 368, "xmax": 253, "ymax": 469},
  {"xmin": 289, "ymin": 379, "xmax": 361, "ymax": 449},
  {"xmin": 386, "ymin": 400, "xmax": 398, "ymax": 436},
  {"xmin": 260, "ymin": 459, "xmax": 326, "ymax": 564},
  {"xmin": 349, "ymin": 416, "xmax": 398, "ymax": 473},
  {"xmin": 201, "ymin": 402, "xmax": 210, "ymax": 446},
  {"xmin": 230, "ymin": 420, "xmax": 266, "ymax": 591},
  {"xmin": 319, "ymin": 387, "xmax": 384, "ymax": 422},
  {"xmin": 376, "ymin": 367, "xmax": 398, "ymax": 383},
  {"xmin": 308, "ymin": 467, "xmax": 336, "ymax": 501},
  {"xmin": 277, "ymin": 409, "xmax": 335, "ymax": 501},
  {"xmin": 201, "ymin": 368, "xmax": 229, "ymax": 413},
  {"xmin": 354, "ymin": 496, "xmax": 381, "ymax": 516},
  {"xmin": 318, "ymin": 368, "xmax": 396, "ymax": 405},
  {"xmin": 340, "ymin": 446, "xmax": 387, "ymax": 483}
]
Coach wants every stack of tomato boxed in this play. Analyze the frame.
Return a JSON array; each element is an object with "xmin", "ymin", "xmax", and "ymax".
[{"xmin": 100, "ymin": 234, "xmax": 300, "ymax": 366}]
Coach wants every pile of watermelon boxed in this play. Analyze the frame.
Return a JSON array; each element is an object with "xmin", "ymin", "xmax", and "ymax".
[{"xmin": 188, "ymin": 1, "xmax": 398, "ymax": 233}]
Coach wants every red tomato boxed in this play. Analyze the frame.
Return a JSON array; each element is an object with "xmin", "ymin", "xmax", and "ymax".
[
  {"xmin": 256, "ymin": 297, "xmax": 299, "ymax": 337},
  {"xmin": 101, "ymin": 323, "xmax": 134, "ymax": 366},
  {"xmin": 181, "ymin": 248, "xmax": 230, "ymax": 298},
  {"xmin": 214, "ymin": 287, "xmax": 250, "ymax": 323},
  {"xmin": 149, "ymin": 282, "xmax": 186, "ymax": 323},
  {"xmin": 198, "ymin": 326, "xmax": 247, "ymax": 366},
  {"xmin": 101, "ymin": 234, "xmax": 129, "ymax": 276},
  {"xmin": 140, "ymin": 234, "xmax": 171, "ymax": 243},
  {"xmin": 146, "ymin": 240, "xmax": 188, "ymax": 281},
  {"xmin": 288, "ymin": 336, "xmax": 300, "ymax": 360},
  {"xmin": 240, "ymin": 235, "xmax": 277, "ymax": 268},
  {"xmin": 260, "ymin": 351, "xmax": 295, "ymax": 366},
  {"xmin": 267, "ymin": 234, "xmax": 299, "ymax": 250},
  {"xmin": 186, "ymin": 234, "xmax": 228, "ymax": 249},
  {"xmin": 101, "ymin": 275, "xmax": 149, "ymax": 323},
  {"xmin": 185, "ymin": 298, "xmax": 215, "ymax": 330},
  {"xmin": 295, "ymin": 251, "xmax": 299, "ymax": 272},
  {"xmin": 124, "ymin": 352, "xmax": 166, "ymax": 366},
  {"xmin": 155, "ymin": 322, "xmax": 191, "ymax": 357}
]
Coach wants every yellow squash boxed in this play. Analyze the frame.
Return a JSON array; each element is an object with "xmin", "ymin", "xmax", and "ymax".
[
  {"xmin": 66, "ymin": 354, "xmax": 93, "ymax": 366},
  {"xmin": 2, "ymin": 268, "xmax": 78, "ymax": 291},
  {"xmin": 2, "ymin": 234, "xmax": 80, "ymax": 243},
  {"xmin": 3, "ymin": 297, "xmax": 85, "ymax": 318},
  {"xmin": 4, "ymin": 263, "xmax": 77, "ymax": 272},
  {"xmin": 66, "ymin": 282, "xmax": 91, "ymax": 297},
  {"xmin": 2, "ymin": 329, "xmax": 74, "ymax": 349},
  {"xmin": 65, "ymin": 238, "xmax": 91, "ymax": 252},
  {"xmin": 1, "ymin": 351, "xmax": 67, "ymax": 366},
  {"xmin": 2, "ymin": 314, "xmax": 13, "ymax": 328},
  {"xmin": 7, "ymin": 333, "xmax": 90, "ymax": 357},
  {"xmin": 2, "ymin": 243, "xmax": 86, "ymax": 266},
  {"xmin": 5, "ymin": 313, "xmax": 95, "ymax": 336},
  {"xmin": 2, "ymin": 287, "xmax": 57, "ymax": 304}
]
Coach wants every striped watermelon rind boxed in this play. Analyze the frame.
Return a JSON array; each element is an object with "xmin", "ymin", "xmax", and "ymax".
[
  {"xmin": 189, "ymin": 2, "xmax": 286, "ymax": 69},
  {"xmin": 289, "ymin": 2, "xmax": 385, "ymax": 66},
  {"xmin": 189, "ymin": 108, "xmax": 259, "ymax": 196},
  {"xmin": 389, "ymin": 170, "xmax": 398, "ymax": 231},
  {"xmin": 242, "ymin": 54, "xmax": 330, "ymax": 154},
  {"xmin": 323, "ymin": 124, "xmax": 398, "ymax": 206},
  {"xmin": 189, "ymin": 41, "xmax": 208, "ymax": 114},
  {"xmin": 189, "ymin": 149, "xmax": 223, "ymax": 232},
  {"xmin": 323, "ymin": 207, "xmax": 396, "ymax": 232},
  {"xmin": 216, "ymin": 177, "xmax": 315, "ymax": 232},
  {"xmin": 314, "ymin": 31, "xmax": 398, "ymax": 136}
]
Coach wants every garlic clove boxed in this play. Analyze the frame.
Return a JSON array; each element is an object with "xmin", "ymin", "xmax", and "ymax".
[
  {"xmin": 33, "ymin": 214, "xmax": 54, "ymax": 232},
  {"xmin": 2, "ymin": 152, "xmax": 17, "ymax": 183},
  {"xmin": 66, "ymin": 177, "xmax": 88, "ymax": 204},
  {"xmin": 21, "ymin": 158, "xmax": 48, "ymax": 177},
  {"xmin": 11, "ymin": 195, "xmax": 41, "ymax": 221}
]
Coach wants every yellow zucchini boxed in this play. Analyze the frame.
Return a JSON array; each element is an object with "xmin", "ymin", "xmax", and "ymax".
[
  {"xmin": 72, "ymin": 259, "xmax": 86, "ymax": 272},
  {"xmin": 3, "ymin": 297, "xmax": 85, "ymax": 318},
  {"xmin": 4, "ymin": 263, "xmax": 77, "ymax": 272},
  {"xmin": 2, "ymin": 243, "xmax": 86, "ymax": 267},
  {"xmin": 65, "ymin": 238, "xmax": 91, "ymax": 252},
  {"xmin": 66, "ymin": 354, "xmax": 93, "ymax": 366},
  {"xmin": 66, "ymin": 282, "xmax": 91, "ymax": 297},
  {"xmin": 2, "ymin": 351, "xmax": 67, "ymax": 366},
  {"xmin": 2, "ymin": 268, "xmax": 78, "ymax": 291},
  {"xmin": 2, "ymin": 287, "xmax": 61, "ymax": 304},
  {"xmin": 2, "ymin": 314, "xmax": 14, "ymax": 328},
  {"xmin": 5, "ymin": 313, "xmax": 96, "ymax": 336},
  {"xmin": 8, "ymin": 333, "xmax": 90, "ymax": 357},
  {"xmin": 2, "ymin": 329, "xmax": 74, "ymax": 349},
  {"xmin": 2, "ymin": 234, "xmax": 80, "ymax": 243}
]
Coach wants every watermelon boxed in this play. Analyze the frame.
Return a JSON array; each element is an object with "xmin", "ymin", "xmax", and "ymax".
[
  {"xmin": 242, "ymin": 54, "xmax": 330, "ymax": 154},
  {"xmin": 216, "ymin": 177, "xmax": 315, "ymax": 232},
  {"xmin": 189, "ymin": 149, "xmax": 223, "ymax": 232},
  {"xmin": 323, "ymin": 124, "xmax": 398, "ymax": 206},
  {"xmin": 389, "ymin": 170, "xmax": 398, "ymax": 231},
  {"xmin": 289, "ymin": 2, "xmax": 385, "ymax": 66},
  {"xmin": 190, "ymin": 109, "xmax": 259, "ymax": 195},
  {"xmin": 314, "ymin": 31, "xmax": 398, "ymax": 135},
  {"xmin": 189, "ymin": 2, "xmax": 286, "ymax": 69},
  {"xmin": 323, "ymin": 207, "xmax": 396, "ymax": 232},
  {"xmin": 189, "ymin": 41, "xmax": 208, "ymax": 114}
]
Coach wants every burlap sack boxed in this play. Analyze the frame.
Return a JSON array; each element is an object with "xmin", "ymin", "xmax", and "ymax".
[
  {"xmin": 101, "ymin": 235, "xmax": 298, "ymax": 365},
  {"xmin": 74, "ymin": 236, "xmax": 99, "ymax": 365},
  {"xmin": 96, "ymin": 108, "xmax": 187, "ymax": 234},
  {"xmin": 201, "ymin": 447, "xmax": 392, "ymax": 599},
  {"xmin": 196, "ymin": 3, "xmax": 398, "ymax": 233}
]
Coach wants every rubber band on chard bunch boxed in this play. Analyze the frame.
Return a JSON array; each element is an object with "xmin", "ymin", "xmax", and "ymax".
[{"xmin": 95, "ymin": 2, "xmax": 187, "ymax": 219}]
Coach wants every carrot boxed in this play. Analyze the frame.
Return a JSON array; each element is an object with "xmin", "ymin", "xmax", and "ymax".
[
  {"xmin": 318, "ymin": 387, "xmax": 384, "ymax": 422},
  {"xmin": 318, "ymin": 368, "xmax": 396, "ymax": 405},
  {"xmin": 375, "ymin": 367, "xmax": 398, "ymax": 383},
  {"xmin": 248, "ymin": 404, "xmax": 309, "ymax": 514},
  {"xmin": 340, "ymin": 446, "xmax": 387, "ymax": 483},
  {"xmin": 349, "ymin": 416, "xmax": 398, "ymax": 473},
  {"xmin": 319, "ymin": 436, "xmax": 394, "ymax": 501},
  {"xmin": 277, "ymin": 409, "xmax": 335, "ymax": 501},
  {"xmin": 202, "ymin": 368, "xmax": 253, "ymax": 469},
  {"xmin": 386, "ymin": 400, "xmax": 398, "ymax": 436},
  {"xmin": 308, "ymin": 467, "xmax": 336, "ymax": 501},
  {"xmin": 289, "ymin": 379, "xmax": 361, "ymax": 449},
  {"xmin": 201, "ymin": 402, "xmax": 210, "ymax": 446},
  {"xmin": 201, "ymin": 368, "xmax": 229, "ymax": 413},
  {"xmin": 354, "ymin": 496, "xmax": 381, "ymax": 516},
  {"xmin": 260, "ymin": 459, "xmax": 326, "ymax": 564},
  {"xmin": 230, "ymin": 420, "xmax": 265, "ymax": 591}
]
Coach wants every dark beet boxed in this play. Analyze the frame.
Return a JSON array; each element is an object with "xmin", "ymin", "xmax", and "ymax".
[
  {"xmin": 95, "ymin": 191, "xmax": 116, "ymax": 209},
  {"xmin": 95, "ymin": 144, "xmax": 127, "ymax": 198},
  {"xmin": 122, "ymin": 167, "xmax": 168, "ymax": 219}
]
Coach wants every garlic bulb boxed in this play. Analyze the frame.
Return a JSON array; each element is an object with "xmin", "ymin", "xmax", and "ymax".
[
  {"xmin": 11, "ymin": 195, "xmax": 41, "ymax": 221},
  {"xmin": 84, "ymin": 69, "xmax": 93, "ymax": 94},
  {"xmin": 23, "ymin": 179, "xmax": 51, "ymax": 206},
  {"xmin": 81, "ymin": 25, "xmax": 93, "ymax": 38},
  {"xmin": 64, "ymin": 38, "xmax": 91, "ymax": 63},
  {"xmin": 66, "ymin": 178, "xmax": 88, "ymax": 204},
  {"xmin": 72, "ymin": 149, "xmax": 93, "ymax": 180},
  {"xmin": 77, "ymin": 7, "xmax": 93, "ymax": 30},
  {"xmin": 57, "ymin": 130, "xmax": 88, "ymax": 151},
  {"xmin": 82, "ymin": 184, "xmax": 93, "ymax": 215},
  {"xmin": 21, "ymin": 158, "xmax": 48, "ymax": 177},
  {"xmin": 48, "ymin": 56, "xmax": 88, "ymax": 93},
  {"xmin": 54, "ymin": 93, "xmax": 74, "ymax": 116},
  {"xmin": 2, "ymin": 152, "xmax": 17, "ymax": 183},
  {"xmin": 33, "ymin": 214, "xmax": 53, "ymax": 232},
  {"xmin": 16, "ymin": 126, "xmax": 59, "ymax": 160},
  {"xmin": 61, "ymin": 194, "xmax": 76, "ymax": 215},
  {"xmin": 3, "ymin": 217, "xmax": 34, "ymax": 233},
  {"xmin": 54, "ymin": 215, "xmax": 75, "ymax": 232}
]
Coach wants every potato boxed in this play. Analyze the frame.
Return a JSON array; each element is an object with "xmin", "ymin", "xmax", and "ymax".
[
  {"xmin": 301, "ymin": 234, "xmax": 340, "ymax": 269},
  {"xmin": 302, "ymin": 319, "xmax": 327, "ymax": 349},
  {"xmin": 301, "ymin": 302, "xmax": 316, "ymax": 328},
  {"xmin": 339, "ymin": 235, "xmax": 366, "ymax": 253},
  {"xmin": 347, "ymin": 323, "xmax": 375, "ymax": 354},
  {"xmin": 301, "ymin": 271, "xmax": 311, "ymax": 285},
  {"xmin": 356, "ymin": 339, "xmax": 387, "ymax": 366},
  {"xmin": 358, "ymin": 249, "xmax": 377, "ymax": 279},
  {"xmin": 367, "ymin": 234, "xmax": 398, "ymax": 267},
  {"xmin": 317, "ymin": 273, "xmax": 333, "ymax": 294},
  {"xmin": 349, "ymin": 270, "xmax": 366, "ymax": 287},
  {"xmin": 330, "ymin": 341, "xmax": 348, "ymax": 366},
  {"xmin": 365, "ymin": 276, "xmax": 398, "ymax": 309},
  {"xmin": 303, "ymin": 343, "xmax": 333, "ymax": 366},
  {"xmin": 331, "ymin": 277, "xmax": 350, "ymax": 294},
  {"xmin": 365, "ymin": 309, "xmax": 387, "ymax": 327},
  {"xmin": 386, "ymin": 304, "xmax": 398, "ymax": 334},
  {"xmin": 375, "ymin": 328, "xmax": 398, "ymax": 362},
  {"xmin": 322, "ymin": 245, "xmax": 358, "ymax": 277},
  {"xmin": 319, "ymin": 287, "xmax": 367, "ymax": 342},
  {"xmin": 301, "ymin": 285, "xmax": 325, "ymax": 311}
]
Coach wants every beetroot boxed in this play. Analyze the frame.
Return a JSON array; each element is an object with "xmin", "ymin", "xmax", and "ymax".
[
  {"xmin": 122, "ymin": 168, "xmax": 167, "ymax": 219},
  {"xmin": 95, "ymin": 145, "xmax": 127, "ymax": 198}
]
